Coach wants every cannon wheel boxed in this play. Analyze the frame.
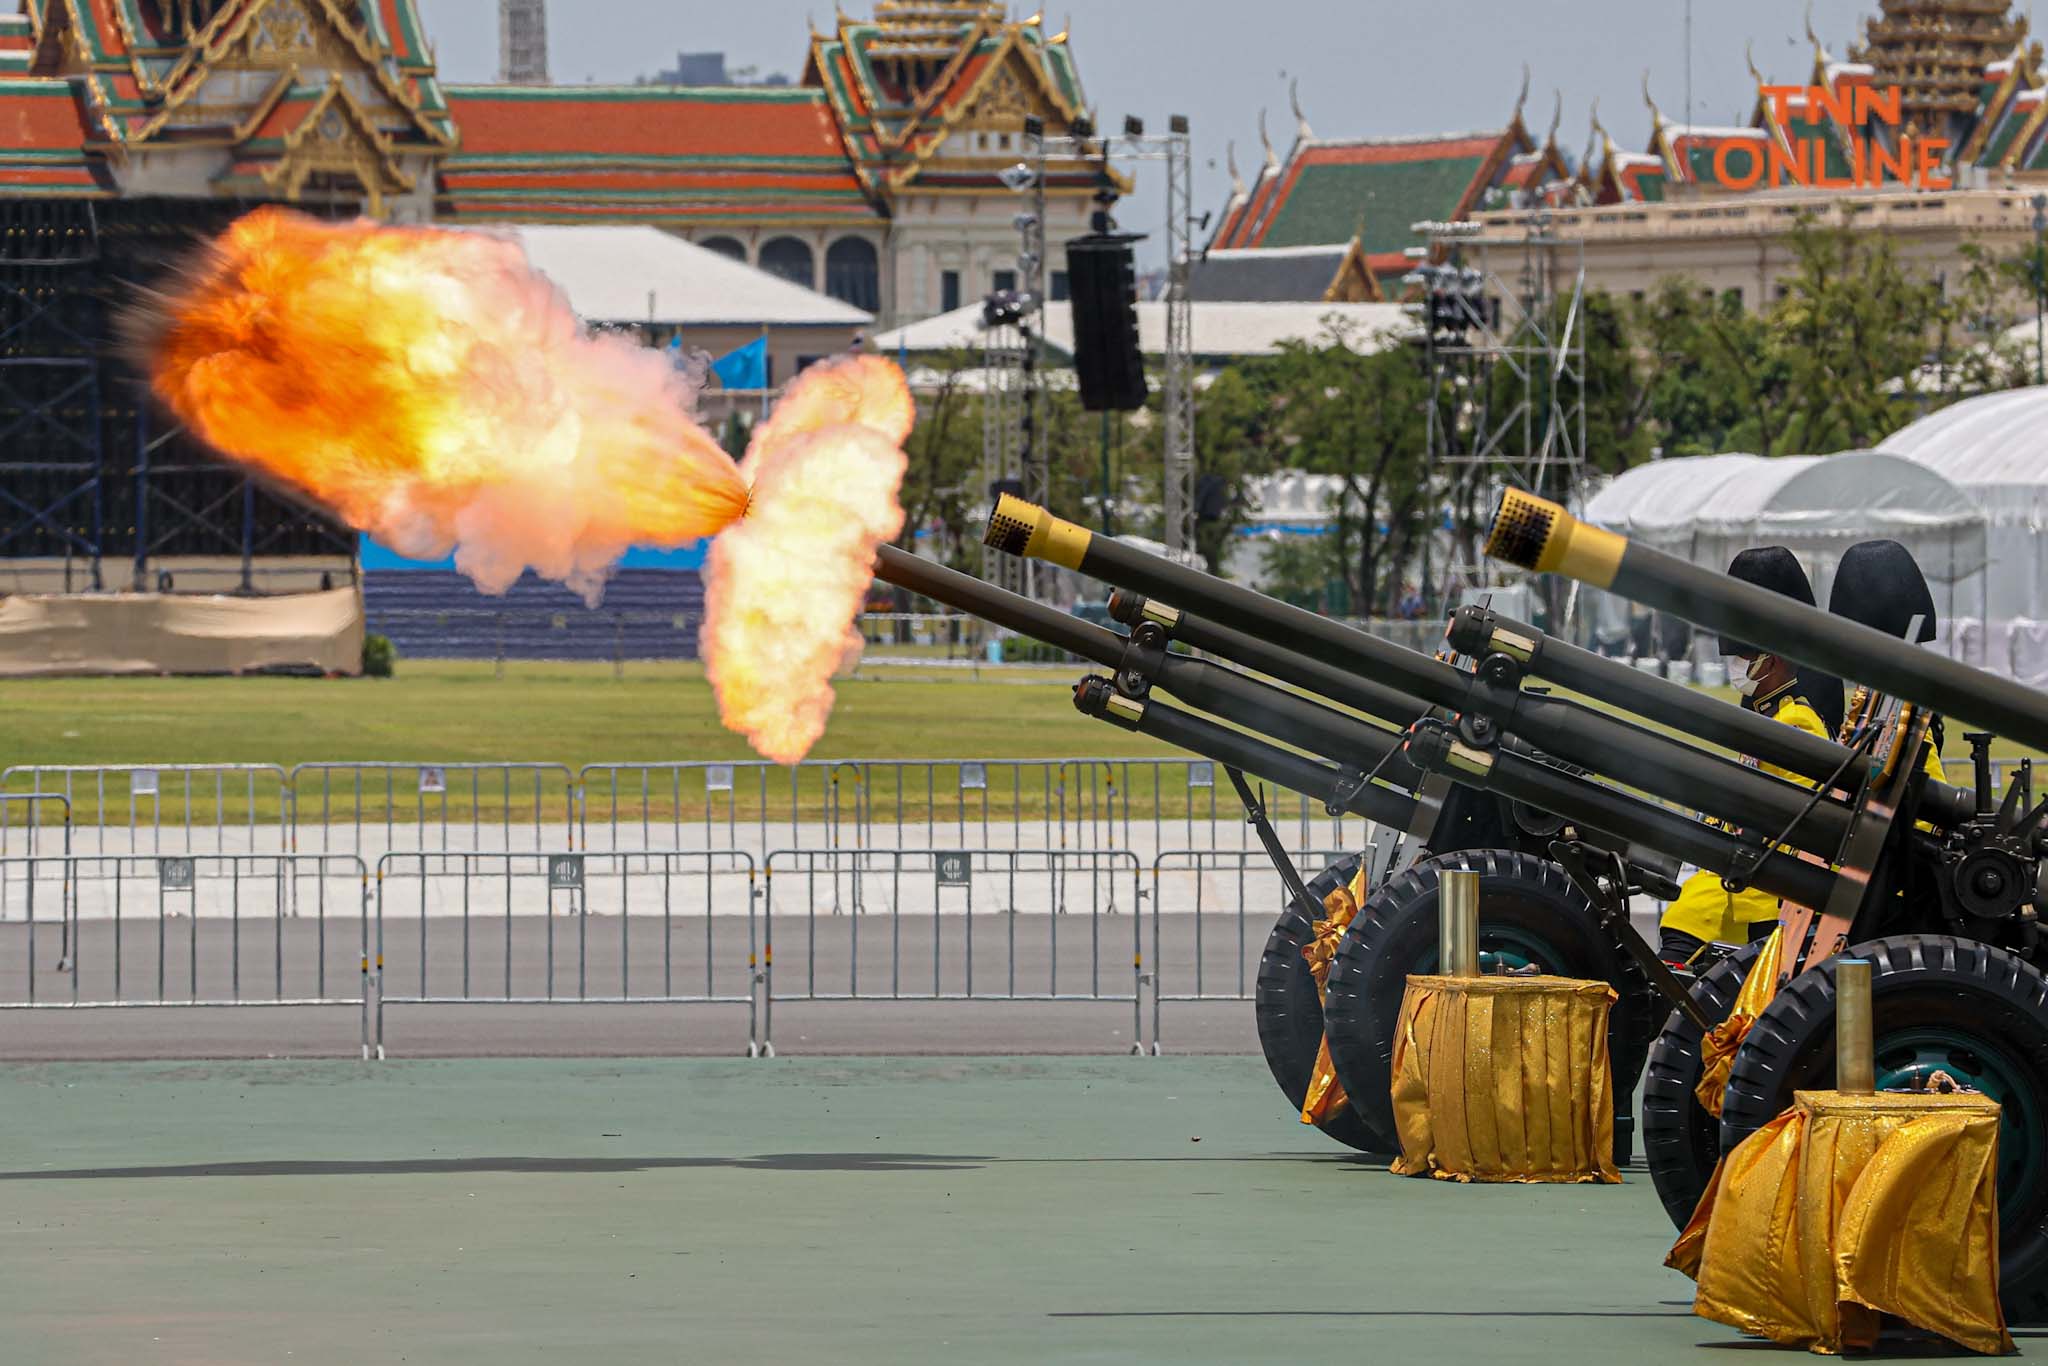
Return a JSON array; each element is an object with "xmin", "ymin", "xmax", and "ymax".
[
  {"xmin": 1321, "ymin": 848, "xmax": 1657, "ymax": 1163},
  {"xmin": 1721, "ymin": 935, "xmax": 2048, "ymax": 1323},
  {"xmin": 1640, "ymin": 939, "xmax": 1767, "ymax": 1228},
  {"xmin": 1253, "ymin": 852, "xmax": 1389, "ymax": 1153}
]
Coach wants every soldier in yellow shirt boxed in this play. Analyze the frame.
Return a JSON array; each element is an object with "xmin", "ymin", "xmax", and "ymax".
[{"xmin": 1658, "ymin": 547, "xmax": 1844, "ymax": 967}]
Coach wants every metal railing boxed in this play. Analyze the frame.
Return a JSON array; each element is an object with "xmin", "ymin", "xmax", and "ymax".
[
  {"xmin": 1, "ymin": 764, "xmax": 290, "ymax": 856},
  {"xmin": 0, "ymin": 854, "xmax": 370, "ymax": 1042},
  {"xmin": 759, "ymin": 848, "xmax": 1145, "ymax": 1055},
  {"xmin": 290, "ymin": 762, "xmax": 578, "ymax": 858},
  {"xmin": 369, "ymin": 850, "xmax": 761, "ymax": 1057}
]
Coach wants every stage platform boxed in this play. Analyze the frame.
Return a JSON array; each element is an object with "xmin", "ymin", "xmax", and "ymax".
[{"xmin": 0, "ymin": 1055, "xmax": 1952, "ymax": 1365}]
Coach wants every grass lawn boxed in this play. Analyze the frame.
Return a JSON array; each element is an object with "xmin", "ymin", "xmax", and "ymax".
[
  {"xmin": 1, "ymin": 660, "xmax": 2035, "ymax": 828},
  {"xmin": 0, "ymin": 661, "xmax": 1184, "ymax": 826}
]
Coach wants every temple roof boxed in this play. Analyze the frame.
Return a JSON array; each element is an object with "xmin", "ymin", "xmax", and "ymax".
[
  {"xmin": 1208, "ymin": 124, "xmax": 1532, "ymax": 279},
  {"xmin": 436, "ymin": 85, "xmax": 876, "ymax": 227},
  {"xmin": 0, "ymin": 73, "xmax": 107, "ymax": 191},
  {"xmin": 804, "ymin": 13, "xmax": 1096, "ymax": 194},
  {"xmin": 1187, "ymin": 241, "xmax": 1383, "ymax": 304},
  {"xmin": 0, "ymin": 0, "xmax": 452, "ymax": 201}
]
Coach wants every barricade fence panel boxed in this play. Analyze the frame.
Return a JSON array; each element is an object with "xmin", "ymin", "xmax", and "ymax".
[
  {"xmin": 370, "ymin": 851, "xmax": 761, "ymax": 1053},
  {"xmin": 759, "ymin": 848, "xmax": 1145, "ymax": 1053},
  {"xmin": 289, "ymin": 762, "xmax": 578, "ymax": 858},
  {"xmin": 577, "ymin": 758, "xmax": 1368, "ymax": 860},
  {"xmin": 1, "ymin": 764, "xmax": 290, "ymax": 858},
  {"xmin": 0, "ymin": 854, "xmax": 368, "ymax": 1012},
  {"xmin": 1148, "ymin": 849, "xmax": 1355, "ymax": 1009}
]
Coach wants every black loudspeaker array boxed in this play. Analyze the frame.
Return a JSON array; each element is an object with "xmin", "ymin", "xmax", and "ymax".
[{"xmin": 1064, "ymin": 235, "xmax": 1147, "ymax": 412}]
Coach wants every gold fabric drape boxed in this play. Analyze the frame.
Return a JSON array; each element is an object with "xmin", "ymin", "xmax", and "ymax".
[
  {"xmin": 1387, "ymin": 974, "xmax": 1620, "ymax": 1183},
  {"xmin": 1299, "ymin": 864, "xmax": 1369, "ymax": 1127},
  {"xmin": 1668, "ymin": 1089, "xmax": 2009, "ymax": 1356},
  {"xmin": 1694, "ymin": 927, "xmax": 1785, "ymax": 1118}
]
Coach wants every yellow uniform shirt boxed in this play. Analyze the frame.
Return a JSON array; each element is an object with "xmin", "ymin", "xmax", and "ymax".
[{"xmin": 1661, "ymin": 697, "xmax": 1831, "ymax": 946}]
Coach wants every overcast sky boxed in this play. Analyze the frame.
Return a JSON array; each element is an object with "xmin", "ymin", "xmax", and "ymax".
[{"xmin": 416, "ymin": 0, "xmax": 1887, "ymax": 265}]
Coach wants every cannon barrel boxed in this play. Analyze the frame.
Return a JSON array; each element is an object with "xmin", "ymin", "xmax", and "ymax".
[
  {"xmin": 905, "ymin": 536, "xmax": 1840, "ymax": 907},
  {"xmin": 1485, "ymin": 490, "xmax": 2048, "ymax": 756},
  {"xmin": 1444, "ymin": 603, "xmax": 1975, "ymax": 828},
  {"xmin": 873, "ymin": 546, "xmax": 1424, "ymax": 818},
  {"xmin": 984, "ymin": 495, "xmax": 1859, "ymax": 860},
  {"xmin": 1071, "ymin": 678, "xmax": 1418, "ymax": 829},
  {"xmin": 1399, "ymin": 723, "xmax": 1838, "ymax": 909}
]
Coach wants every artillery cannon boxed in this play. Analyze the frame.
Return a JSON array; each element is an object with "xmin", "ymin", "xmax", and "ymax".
[{"xmin": 873, "ymin": 491, "xmax": 2048, "ymax": 1318}]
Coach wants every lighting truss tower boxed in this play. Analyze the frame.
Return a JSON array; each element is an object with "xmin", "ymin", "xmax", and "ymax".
[
  {"xmin": 1413, "ymin": 214, "xmax": 1587, "ymax": 589},
  {"xmin": 979, "ymin": 314, "xmax": 1028, "ymax": 596},
  {"xmin": 1024, "ymin": 116, "xmax": 1195, "ymax": 559}
]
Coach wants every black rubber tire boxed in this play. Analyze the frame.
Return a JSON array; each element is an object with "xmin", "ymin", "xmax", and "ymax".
[
  {"xmin": 1322, "ymin": 849, "xmax": 1658, "ymax": 1164},
  {"xmin": 1721, "ymin": 935, "xmax": 2048, "ymax": 1324},
  {"xmin": 1641, "ymin": 939, "xmax": 1767, "ymax": 1228},
  {"xmin": 1252, "ymin": 852, "xmax": 1387, "ymax": 1153}
]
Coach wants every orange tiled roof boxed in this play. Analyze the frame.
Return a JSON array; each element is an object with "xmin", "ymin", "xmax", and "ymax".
[{"xmin": 436, "ymin": 85, "xmax": 878, "ymax": 226}]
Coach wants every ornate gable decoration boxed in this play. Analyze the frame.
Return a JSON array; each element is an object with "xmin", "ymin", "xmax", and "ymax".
[
  {"xmin": 262, "ymin": 75, "xmax": 413, "ymax": 210},
  {"xmin": 132, "ymin": 0, "xmax": 452, "ymax": 149}
]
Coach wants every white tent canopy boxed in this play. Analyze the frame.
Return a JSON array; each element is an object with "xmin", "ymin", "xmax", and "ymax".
[
  {"xmin": 1880, "ymin": 386, "xmax": 2048, "ymax": 684},
  {"xmin": 869, "ymin": 300, "xmax": 1410, "ymax": 360},
  {"xmin": 1582, "ymin": 451, "xmax": 1990, "ymax": 669},
  {"xmin": 476, "ymin": 225, "xmax": 873, "ymax": 328}
]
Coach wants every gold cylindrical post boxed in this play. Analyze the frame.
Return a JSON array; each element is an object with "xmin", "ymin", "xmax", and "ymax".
[
  {"xmin": 1440, "ymin": 868, "xmax": 1481, "ymax": 977},
  {"xmin": 1835, "ymin": 958, "xmax": 1875, "ymax": 1095}
]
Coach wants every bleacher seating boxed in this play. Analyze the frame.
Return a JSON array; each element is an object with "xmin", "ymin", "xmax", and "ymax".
[{"xmin": 362, "ymin": 569, "xmax": 705, "ymax": 660}]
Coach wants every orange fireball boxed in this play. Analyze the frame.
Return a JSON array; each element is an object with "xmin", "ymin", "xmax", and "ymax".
[
  {"xmin": 135, "ymin": 208, "xmax": 915, "ymax": 764},
  {"xmin": 137, "ymin": 207, "xmax": 748, "ymax": 602}
]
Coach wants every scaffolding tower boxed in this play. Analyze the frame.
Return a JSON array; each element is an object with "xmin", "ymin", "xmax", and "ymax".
[
  {"xmin": 976, "ymin": 115, "xmax": 1194, "ymax": 594},
  {"xmin": 1413, "ymin": 214, "xmax": 1588, "ymax": 593}
]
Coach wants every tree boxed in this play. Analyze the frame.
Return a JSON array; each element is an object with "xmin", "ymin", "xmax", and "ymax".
[{"xmin": 1262, "ymin": 329, "xmax": 1431, "ymax": 614}]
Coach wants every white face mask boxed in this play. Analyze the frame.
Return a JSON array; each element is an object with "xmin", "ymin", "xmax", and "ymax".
[{"xmin": 1731, "ymin": 656, "xmax": 1766, "ymax": 698}]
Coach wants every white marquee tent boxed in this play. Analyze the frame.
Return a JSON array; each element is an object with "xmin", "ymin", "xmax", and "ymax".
[
  {"xmin": 1581, "ymin": 451, "xmax": 1992, "ymax": 669},
  {"xmin": 1880, "ymin": 386, "xmax": 2048, "ymax": 684}
]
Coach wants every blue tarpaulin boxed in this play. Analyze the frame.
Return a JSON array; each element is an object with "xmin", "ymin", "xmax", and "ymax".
[{"xmin": 360, "ymin": 536, "xmax": 708, "ymax": 572}]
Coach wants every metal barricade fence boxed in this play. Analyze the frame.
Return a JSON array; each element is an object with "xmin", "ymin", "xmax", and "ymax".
[
  {"xmin": 289, "ymin": 762, "xmax": 578, "ymax": 859},
  {"xmin": 759, "ymin": 848, "xmax": 1144, "ymax": 1055},
  {"xmin": 1146, "ymin": 849, "xmax": 1355, "ymax": 1054},
  {"xmin": 0, "ymin": 853, "xmax": 370, "ymax": 1041},
  {"xmin": 578, "ymin": 757, "xmax": 1364, "ymax": 862},
  {"xmin": 1, "ymin": 795, "xmax": 74, "ymax": 969},
  {"xmin": 576, "ymin": 761, "xmax": 861, "ymax": 857},
  {"xmin": 1, "ymin": 764, "xmax": 290, "ymax": 859},
  {"xmin": 370, "ymin": 850, "xmax": 760, "ymax": 1057}
]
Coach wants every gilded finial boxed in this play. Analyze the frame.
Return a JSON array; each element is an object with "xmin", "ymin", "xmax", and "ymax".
[
  {"xmin": 1804, "ymin": 0, "xmax": 1827, "ymax": 61},
  {"xmin": 1226, "ymin": 141, "xmax": 1244, "ymax": 196},
  {"xmin": 1290, "ymin": 78, "xmax": 1312, "ymax": 142},
  {"xmin": 1023, "ymin": 9, "xmax": 1042, "ymax": 26},
  {"xmin": 1513, "ymin": 62, "xmax": 1530, "ymax": 126},
  {"xmin": 1545, "ymin": 89, "xmax": 1561, "ymax": 148},
  {"xmin": 1049, "ymin": 12, "xmax": 1068, "ymax": 43},
  {"xmin": 1258, "ymin": 108, "xmax": 1277, "ymax": 168},
  {"xmin": 1642, "ymin": 70, "xmax": 1662, "ymax": 125},
  {"xmin": 1746, "ymin": 40, "xmax": 1764, "ymax": 88}
]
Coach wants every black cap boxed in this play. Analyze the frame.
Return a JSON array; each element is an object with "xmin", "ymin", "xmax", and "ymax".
[
  {"xmin": 1827, "ymin": 539, "xmax": 1938, "ymax": 643},
  {"xmin": 1718, "ymin": 546, "xmax": 1814, "ymax": 656},
  {"xmin": 1722, "ymin": 546, "xmax": 1843, "ymax": 737}
]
